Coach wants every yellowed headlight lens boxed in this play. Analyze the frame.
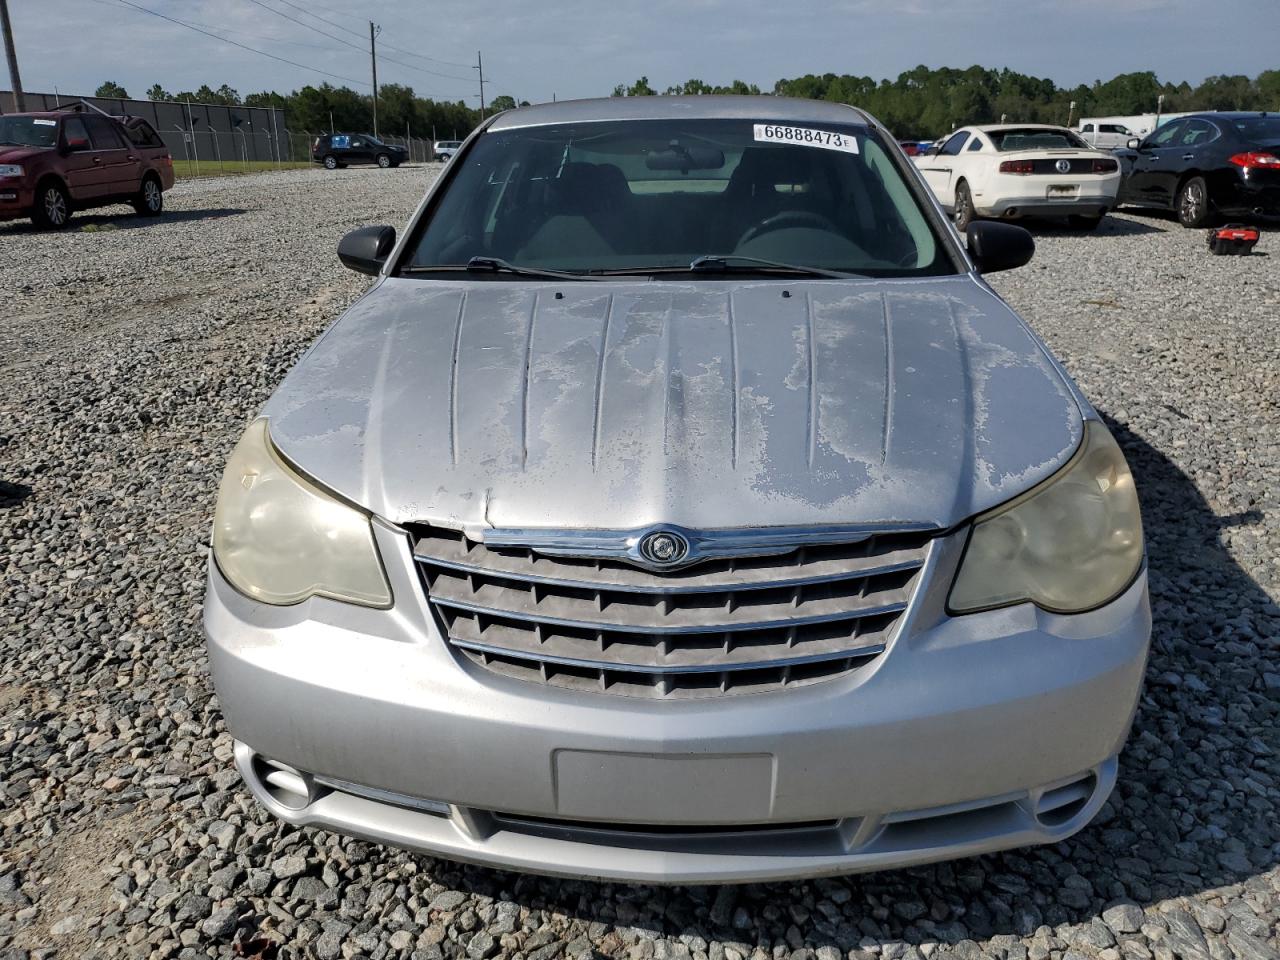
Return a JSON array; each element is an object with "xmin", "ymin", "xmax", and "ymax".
[
  {"xmin": 212, "ymin": 419, "xmax": 392, "ymax": 608},
  {"xmin": 949, "ymin": 421, "xmax": 1143, "ymax": 614}
]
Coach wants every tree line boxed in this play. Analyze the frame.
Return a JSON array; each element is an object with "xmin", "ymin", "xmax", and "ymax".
[
  {"xmin": 620, "ymin": 68, "xmax": 1280, "ymax": 139},
  {"xmin": 94, "ymin": 65, "xmax": 1279, "ymax": 142}
]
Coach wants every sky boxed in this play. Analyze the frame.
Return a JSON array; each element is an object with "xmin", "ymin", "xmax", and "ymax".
[{"xmin": 7, "ymin": 0, "xmax": 1278, "ymax": 107}]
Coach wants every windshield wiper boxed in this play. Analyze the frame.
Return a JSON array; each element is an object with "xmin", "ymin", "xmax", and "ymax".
[
  {"xmin": 687, "ymin": 255, "xmax": 863, "ymax": 279},
  {"xmin": 400, "ymin": 257, "xmax": 605, "ymax": 281}
]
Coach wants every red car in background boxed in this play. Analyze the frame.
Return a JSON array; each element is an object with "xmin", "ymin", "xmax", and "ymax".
[{"xmin": 0, "ymin": 108, "xmax": 175, "ymax": 229}]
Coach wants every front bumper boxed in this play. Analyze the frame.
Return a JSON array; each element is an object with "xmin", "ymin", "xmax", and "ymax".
[
  {"xmin": 205, "ymin": 523, "xmax": 1151, "ymax": 883},
  {"xmin": 0, "ymin": 182, "xmax": 34, "ymax": 221}
]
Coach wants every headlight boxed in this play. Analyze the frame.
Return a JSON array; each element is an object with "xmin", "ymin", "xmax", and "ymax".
[
  {"xmin": 212, "ymin": 419, "xmax": 392, "ymax": 607},
  {"xmin": 948, "ymin": 420, "xmax": 1143, "ymax": 614},
  {"xmin": 0, "ymin": 164, "xmax": 24, "ymax": 178}
]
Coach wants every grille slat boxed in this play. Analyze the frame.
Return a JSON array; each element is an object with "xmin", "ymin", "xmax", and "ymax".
[
  {"xmin": 411, "ymin": 526, "xmax": 932, "ymax": 699},
  {"xmin": 413, "ymin": 530, "xmax": 926, "ymax": 594}
]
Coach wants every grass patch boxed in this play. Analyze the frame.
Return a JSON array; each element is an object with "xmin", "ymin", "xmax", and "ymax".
[{"xmin": 171, "ymin": 160, "xmax": 313, "ymax": 179}]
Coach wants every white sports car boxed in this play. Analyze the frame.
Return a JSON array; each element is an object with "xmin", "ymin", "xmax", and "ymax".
[{"xmin": 913, "ymin": 124, "xmax": 1122, "ymax": 230}]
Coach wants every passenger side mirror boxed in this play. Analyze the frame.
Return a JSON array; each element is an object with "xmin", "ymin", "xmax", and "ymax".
[
  {"xmin": 966, "ymin": 221, "xmax": 1035, "ymax": 274},
  {"xmin": 1126, "ymin": 138, "xmax": 1142, "ymax": 150},
  {"xmin": 64, "ymin": 137, "xmax": 90, "ymax": 152},
  {"xmin": 338, "ymin": 225, "xmax": 396, "ymax": 275}
]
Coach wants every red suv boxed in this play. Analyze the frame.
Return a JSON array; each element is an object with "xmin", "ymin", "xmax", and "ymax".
[{"xmin": 0, "ymin": 109, "xmax": 175, "ymax": 229}]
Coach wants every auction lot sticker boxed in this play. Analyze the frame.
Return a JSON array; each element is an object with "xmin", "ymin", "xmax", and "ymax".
[{"xmin": 753, "ymin": 124, "xmax": 859, "ymax": 154}]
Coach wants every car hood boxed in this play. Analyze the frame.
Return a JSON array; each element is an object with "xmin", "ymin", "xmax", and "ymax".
[
  {"xmin": 264, "ymin": 276, "xmax": 1084, "ymax": 532},
  {"xmin": 0, "ymin": 145, "xmax": 48, "ymax": 164}
]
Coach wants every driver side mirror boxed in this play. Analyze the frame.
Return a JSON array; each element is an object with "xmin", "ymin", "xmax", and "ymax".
[
  {"xmin": 338, "ymin": 225, "xmax": 396, "ymax": 275},
  {"xmin": 1126, "ymin": 138, "xmax": 1143, "ymax": 150},
  {"xmin": 966, "ymin": 221, "xmax": 1035, "ymax": 274},
  {"xmin": 64, "ymin": 137, "xmax": 90, "ymax": 152}
]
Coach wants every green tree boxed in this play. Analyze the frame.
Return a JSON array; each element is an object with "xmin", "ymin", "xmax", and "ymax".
[
  {"xmin": 1192, "ymin": 75, "xmax": 1259, "ymax": 111},
  {"xmin": 1258, "ymin": 70, "xmax": 1280, "ymax": 109},
  {"xmin": 145, "ymin": 84, "xmax": 171, "ymax": 101},
  {"xmin": 612, "ymin": 77, "xmax": 657, "ymax": 97},
  {"xmin": 377, "ymin": 83, "xmax": 419, "ymax": 134},
  {"xmin": 95, "ymin": 81, "xmax": 129, "ymax": 98},
  {"xmin": 489, "ymin": 94, "xmax": 518, "ymax": 112},
  {"xmin": 244, "ymin": 91, "xmax": 287, "ymax": 110}
]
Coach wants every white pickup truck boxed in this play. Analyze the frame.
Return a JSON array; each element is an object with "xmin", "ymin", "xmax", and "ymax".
[{"xmin": 1077, "ymin": 122, "xmax": 1136, "ymax": 150}]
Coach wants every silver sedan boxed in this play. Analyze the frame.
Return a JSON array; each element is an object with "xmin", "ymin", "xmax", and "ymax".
[{"xmin": 204, "ymin": 96, "xmax": 1150, "ymax": 883}]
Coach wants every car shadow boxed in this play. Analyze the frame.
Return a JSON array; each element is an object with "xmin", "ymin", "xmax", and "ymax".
[
  {"xmin": 0, "ymin": 480, "xmax": 34, "ymax": 509},
  {"xmin": 413, "ymin": 412, "xmax": 1278, "ymax": 952},
  {"xmin": 0, "ymin": 207, "xmax": 245, "ymax": 234},
  {"xmin": 1021, "ymin": 215, "xmax": 1169, "ymax": 238}
]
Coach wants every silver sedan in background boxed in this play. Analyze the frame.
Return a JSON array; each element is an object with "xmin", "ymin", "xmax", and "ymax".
[{"xmin": 204, "ymin": 96, "xmax": 1150, "ymax": 883}]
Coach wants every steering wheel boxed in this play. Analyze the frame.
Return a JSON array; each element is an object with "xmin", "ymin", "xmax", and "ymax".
[{"xmin": 736, "ymin": 210, "xmax": 841, "ymax": 248}]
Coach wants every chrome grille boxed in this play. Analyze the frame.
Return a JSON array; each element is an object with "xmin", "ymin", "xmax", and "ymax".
[{"xmin": 411, "ymin": 527, "xmax": 933, "ymax": 699}]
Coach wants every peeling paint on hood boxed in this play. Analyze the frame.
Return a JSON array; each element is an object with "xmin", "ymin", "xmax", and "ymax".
[{"xmin": 263, "ymin": 275, "xmax": 1083, "ymax": 532}]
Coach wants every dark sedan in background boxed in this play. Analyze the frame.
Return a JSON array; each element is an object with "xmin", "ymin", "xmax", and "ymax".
[
  {"xmin": 312, "ymin": 133, "xmax": 408, "ymax": 170},
  {"xmin": 1116, "ymin": 112, "xmax": 1280, "ymax": 227}
]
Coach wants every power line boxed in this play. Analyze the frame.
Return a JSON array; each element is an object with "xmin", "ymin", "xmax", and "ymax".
[
  {"xmin": 377, "ymin": 41, "xmax": 475, "ymax": 72},
  {"xmin": 112, "ymin": 0, "xmax": 370, "ymax": 88},
  {"xmin": 273, "ymin": 0, "xmax": 476, "ymax": 70},
  {"xmin": 376, "ymin": 51, "xmax": 476, "ymax": 85},
  {"xmin": 241, "ymin": 0, "xmax": 366, "ymax": 54},
  {"xmin": 279, "ymin": 0, "xmax": 366, "ymax": 29},
  {"xmin": 269, "ymin": 0, "xmax": 363, "ymax": 39},
  {"xmin": 245, "ymin": 0, "xmax": 476, "ymax": 86}
]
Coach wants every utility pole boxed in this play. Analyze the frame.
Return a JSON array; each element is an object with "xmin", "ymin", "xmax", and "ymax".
[
  {"xmin": 1, "ymin": 0, "xmax": 26, "ymax": 113},
  {"xmin": 475, "ymin": 50, "xmax": 486, "ymax": 119},
  {"xmin": 369, "ymin": 21, "xmax": 380, "ymax": 138}
]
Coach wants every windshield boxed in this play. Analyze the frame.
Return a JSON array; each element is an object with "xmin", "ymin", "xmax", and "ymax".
[
  {"xmin": 1231, "ymin": 116, "xmax": 1280, "ymax": 143},
  {"xmin": 0, "ymin": 116, "xmax": 59, "ymax": 148},
  {"xmin": 404, "ymin": 118, "xmax": 951, "ymax": 278},
  {"xmin": 990, "ymin": 128, "xmax": 1088, "ymax": 151}
]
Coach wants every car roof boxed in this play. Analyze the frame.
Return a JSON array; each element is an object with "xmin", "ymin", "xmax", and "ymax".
[
  {"xmin": 4, "ymin": 111, "xmax": 63, "ymax": 120},
  {"xmin": 1180, "ymin": 112, "xmax": 1274, "ymax": 120},
  {"xmin": 971, "ymin": 124, "xmax": 1072, "ymax": 133},
  {"xmin": 487, "ymin": 96, "xmax": 873, "ymax": 131}
]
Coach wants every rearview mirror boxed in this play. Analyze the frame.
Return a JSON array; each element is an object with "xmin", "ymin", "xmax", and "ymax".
[
  {"xmin": 645, "ymin": 143, "xmax": 725, "ymax": 172},
  {"xmin": 1126, "ymin": 138, "xmax": 1142, "ymax": 150},
  {"xmin": 966, "ymin": 221, "xmax": 1035, "ymax": 274},
  {"xmin": 338, "ymin": 225, "xmax": 396, "ymax": 275}
]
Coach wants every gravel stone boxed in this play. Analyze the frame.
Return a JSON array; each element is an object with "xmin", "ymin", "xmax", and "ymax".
[
  {"xmin": 1103, "ymin": 904, "xmax": 1146, "ymax": 935},
  {"xmin": 200, "ymin": 905, "xmax": 238, "ymax": 941},
  {"xmin": 1, "ymin": 174, "xmax": 1278, "ymax": 960}
]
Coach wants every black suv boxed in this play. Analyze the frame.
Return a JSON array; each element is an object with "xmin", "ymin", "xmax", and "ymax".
[{"xmin": 312, "ymin": 133, "xmax": 408, "ymax": 170}]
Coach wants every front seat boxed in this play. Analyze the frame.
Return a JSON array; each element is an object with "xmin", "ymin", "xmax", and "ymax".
[{"xmin": 517, "ymin": 162, "xmax": 634, "ymax": 262}]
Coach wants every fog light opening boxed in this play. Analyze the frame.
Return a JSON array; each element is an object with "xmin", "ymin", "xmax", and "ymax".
[
  {"xmin": 250, "ymin": 754, "xmax": 320, "ymax": 811},
  {"xmin": 1033, "ymin": 772, "xmax": 1097, "ymax": 827}
]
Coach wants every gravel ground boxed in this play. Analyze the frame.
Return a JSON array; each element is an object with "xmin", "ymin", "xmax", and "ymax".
[{"xmin": 1, "ymin": 169, "xmax": 1277, "ymax": 960}]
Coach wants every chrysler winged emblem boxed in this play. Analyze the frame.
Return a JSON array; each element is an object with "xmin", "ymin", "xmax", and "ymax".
[{"xmin": 638, "ymin": 529, "xmax": 689, "ymax": 567}]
